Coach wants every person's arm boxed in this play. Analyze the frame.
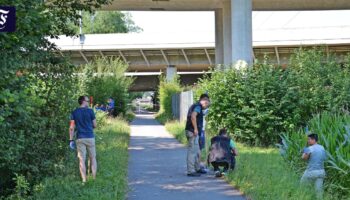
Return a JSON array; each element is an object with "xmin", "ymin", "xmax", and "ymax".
[
  {"xmin": 91, "ymin": 110, "xmax": 97, "ymax": 129},
  {"xmin": 191, "ymin": 111, "xmax": 198, "ymax": 135},
  {"xmin": 230, "ymin": 139, "xmax": 238, "ymax": 156},
  {"xmin": 93, "ymin": 119, "xmax": 97, "ymax": 129},
  {"xmin": 302, "ymin": 152, "xmax": 310, "ymax": 160},
  {"xmin": 69, "ymin": 120, "xmax": 75, "ymax": 140},
  {"xmin": 302, "ymin": 147, "xmax": 311, "ymax": 160}
]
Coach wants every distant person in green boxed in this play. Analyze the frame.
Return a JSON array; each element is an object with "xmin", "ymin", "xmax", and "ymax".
[
  {"xmin": 208, "ymin": 128, "xmax": 238, "ymax": 177},
  {"xmin": 301, "ymin": 133, "xmax": 327, "ymax": 199},
  {"xmin": 185, "ymin": 94, "xmax": 210, "ymax": 177},
  {"xmin": 69, "ymin": 96, "xmax": 97, "ymax": 183}
]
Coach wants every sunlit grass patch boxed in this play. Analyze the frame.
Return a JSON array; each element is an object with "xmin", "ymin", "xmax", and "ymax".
[{"xmin": 33, "ymin": 119, "xmax": 130, "ymax": 200}]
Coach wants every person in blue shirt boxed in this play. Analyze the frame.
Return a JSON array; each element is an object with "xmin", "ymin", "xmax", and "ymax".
[
  {"xmin": 107, "ymin": 98, "xmax": 115, "ymax": 116},
  {"xmin": 69, "ymin": 96, "xmax": 97, "ymax": 183},
  {"xmin": 301, "ymin": 133, "xmax": 327, "ymax": 199}
]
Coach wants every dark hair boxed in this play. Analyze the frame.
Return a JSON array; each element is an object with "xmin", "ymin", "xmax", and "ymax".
[
  {"xmin": 308, "ymin": 133, "xmax": 318, "ymax": 142},
  {"xmin": 78, "ymin": 96, "xmax": 87, "ymax": 105},
  {"xmin": 199, "ymin": 93, "xmax": 209, "ymax": 100},
  {"xmin": 219, "ymin": 128, "xmax": 227, "ymax": 136}
]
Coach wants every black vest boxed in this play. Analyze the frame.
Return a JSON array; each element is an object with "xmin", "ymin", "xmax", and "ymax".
[
  {"xmin": 185, "ymin": 102, "xmax": 203, "ymax": 132},
  {"xmin": 208, "ymin": 135, "xmax": 232, "ymax": 164}
]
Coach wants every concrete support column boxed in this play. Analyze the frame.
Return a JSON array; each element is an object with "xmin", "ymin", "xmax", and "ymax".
[
  {"xmin": 215, "ymin": 9, "xmax": 224, "ymax": 65},
  {"xmin": 231, "ymin": 0, "xmax": 253, "ymax": 66},
  {"xmin": 218, "ymin": 0, "xmax": 253, "ymax": 68},
  {"xmin": 166, "ymin": 65, "xmax": 177, "ymax": 82},
  {"xmin": 223, "ymin": 0, "xmax": 232, "ymax": 66}
]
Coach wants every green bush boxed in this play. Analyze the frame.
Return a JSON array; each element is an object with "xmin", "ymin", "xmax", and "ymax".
[
  {"xmin": 280, "ymin": 112, "xmax": 350, "ymax": 197},
  {"xmin": 198, "ymin": 49, "xmax": 350, "ymax": 146},
  {"xmin": 0, "ymin": 0, "xmax": 110, "ymax": 197},
  {"xmin": 95, "ymin": 110, "xmax": 108, "ymax": 129},
  {"xmin": 124, "ymin": 110, "xmax": 136, "ymax": 122},
  {"xmin": 78, "ymin": 57, "xmax": 134, "ymax": 116},
  {"xmin": 156, "ymin": 76, "xmax": 182, "ymax": 123}
]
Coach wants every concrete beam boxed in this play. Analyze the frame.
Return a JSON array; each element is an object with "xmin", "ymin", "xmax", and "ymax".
[
  {"xmin": 79, "ymin": 51, "xmax": 89, "ymax": 63},
  {"xmin": 103, "ymin": 0, "xmax": 350, "ymax": 11}
]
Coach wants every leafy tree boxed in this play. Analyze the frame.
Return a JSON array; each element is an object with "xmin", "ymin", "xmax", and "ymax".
[
  {"xmin": 0, "ymin": 0, "xmax": 111, "ymax": 197},
  {"xmin": 78, "ymin": 11, "xmax": 142, "ymax": 34},
  {"xmin": 78, "ymin": 57, "xmax": 134, "ymax": 115}
]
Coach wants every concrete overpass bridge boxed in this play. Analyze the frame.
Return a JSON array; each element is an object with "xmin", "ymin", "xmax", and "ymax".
[
  {"xmin": 99, "ymin": 0, "xmax": 350, "ymax": 67},
  {"xmin": 52, "ymin": 27, "xmax": 350, "ymax": 91},
  {"xmin": 51, "ymin": 0, "xmax": 350, "ymax": 91}
]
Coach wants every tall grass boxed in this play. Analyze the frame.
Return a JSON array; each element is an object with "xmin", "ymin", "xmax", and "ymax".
[
  {"xmin": 32, "ymin": 119, "xmax": 130, "ymax": 200},
  {"xmin": 280, "ymin": 112, "xmax": 350, "ymax": 198}
]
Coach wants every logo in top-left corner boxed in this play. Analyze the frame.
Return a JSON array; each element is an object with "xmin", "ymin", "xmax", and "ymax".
[{"xmin": 0, "ymin": 6, "xmax": 16, "ymax": 32}]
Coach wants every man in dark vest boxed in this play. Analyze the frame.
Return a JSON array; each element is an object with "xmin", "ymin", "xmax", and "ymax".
[
  {"xmin": 208, "ymin": 128, "xmax": 238, "ymax": 177},
  {"xmin": 185, "ymin": 94, "xmax": 210, "ymax": 177}
]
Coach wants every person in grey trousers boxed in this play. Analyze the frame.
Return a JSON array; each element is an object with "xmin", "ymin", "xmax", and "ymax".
[
  {"xmin": 301, "ymin": 133, "xmax": 327, "ymax": 199},
  {"xmin": 185, "ymin": 94, "xmax": 210, "ymax": 177}
]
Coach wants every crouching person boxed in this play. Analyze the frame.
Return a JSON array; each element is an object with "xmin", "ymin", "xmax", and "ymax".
[
  {"xmin": 208, "ymin": 128, "xmax": 238, "ymax": 177},
  {"xmin": 301, "ymin": 133, "xmax": 327, "ymax": 199}
]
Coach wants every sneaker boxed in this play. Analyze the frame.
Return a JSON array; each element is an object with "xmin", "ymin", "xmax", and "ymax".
[
  {"xmin": 196, "ymin": 168, "xmax": 207, "ymax": 174},
  {"xmin": 187, "ymin": 172, "xmax": 201, "ymax": 177},
  {"xmin": 215, "ymin": 171, "xmax": 222, "ymax": 178}
]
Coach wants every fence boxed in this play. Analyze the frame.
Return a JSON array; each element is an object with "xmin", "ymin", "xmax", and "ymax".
[{"xmin": 172, "ymin": 90, "xmax": 194, "ymax": 122}]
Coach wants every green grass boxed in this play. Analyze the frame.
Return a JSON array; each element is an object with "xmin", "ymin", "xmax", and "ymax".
[
  {"xmin": 155, "ymin": 112, "xmax": 172, "ymax": 125},
  {"xmin": 164, "ymin": 120, "xmax": 338, "ymax": 200},
  {"xmin": 228, "ymin": 144, "xmax": 339, "ymax": 200},
  {"xmin": 164, "ymin": 121, "xmax": 187, "ymax": 144},
  {"xmin": 32, "ymin": 119, "xmax": 130, "ymax": 200}
]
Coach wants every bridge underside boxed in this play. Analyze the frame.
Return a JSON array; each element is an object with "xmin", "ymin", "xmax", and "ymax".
[
  {"xmin": 63, "ymin": 44, "xmax": 350, "ymax": 72},
  {"xmin": 129, "ymin": 73, "xmax": 204, "ymax": 91},
  {"xmin": 103, "ymin": 0, "xmax": 350, "ymax": 11}
]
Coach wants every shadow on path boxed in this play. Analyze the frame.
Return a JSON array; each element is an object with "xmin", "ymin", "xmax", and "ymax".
[{"xmin": 127, "ymin": 114, "xmax": 245, "ymax": 200}]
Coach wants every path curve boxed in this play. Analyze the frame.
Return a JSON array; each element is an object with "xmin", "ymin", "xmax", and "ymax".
[{"xmin": 127, "ymin": 114, "xmax": 245, "ymax": 200}]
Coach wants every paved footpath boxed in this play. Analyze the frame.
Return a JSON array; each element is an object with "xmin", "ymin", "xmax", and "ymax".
[{"xmin": 127, "ymin": 114, "xmax": 245, "ymax": 200}]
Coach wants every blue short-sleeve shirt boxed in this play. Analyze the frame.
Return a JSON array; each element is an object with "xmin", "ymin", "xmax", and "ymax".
[
  {"xmin": 70, "ymin": 107, "xmax": 96, "ymax": 139},
  {"xmin": 305, "ymin": 144, "xmax": 327, "ymax": 171},
  {"xmin": 194, "ymin": 106, "xmax": 201, "ymax": 113}
]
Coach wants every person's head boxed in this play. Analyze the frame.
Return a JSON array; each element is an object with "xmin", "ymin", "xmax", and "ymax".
[
  {"xmin": 307, "ymin": 133, "xmax": 318, "ymax": 145},
  {"xmin": 78, "ymin": 96, "xmax": 89, "ymax": 107},
  {"xmin": 218, "ymin": 128, "xmax": 228, "ymax": 137},
  {"xmin": 199, "ymin": 93, "xmax": 210, "ymax": 109}
]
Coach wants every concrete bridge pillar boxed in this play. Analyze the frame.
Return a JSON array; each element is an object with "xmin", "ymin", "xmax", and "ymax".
[
  {"xmin": 166, "ymin": 65, "xmax": 177, "ymax": 82},
  {"xmin": 215, "ymin": 0, "xmax": 253, "ymax": 68}
]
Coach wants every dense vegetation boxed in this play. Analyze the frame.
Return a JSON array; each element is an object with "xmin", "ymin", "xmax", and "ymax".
[
  {"xmin": 197, "ymin": 49, "xmax": 350, "ymax": 146},
  {"xmin": 0, "ymin": 0, "xmax": 138, "ymax": 198},
  {"xmin": 78, "ymin": 57, "xmax": 134, "ymax": 116},
  {"xmin": 280, "ymin": 112, "xmax": 350, "ymax": 197},
  {"xmin": 0, "ymin": 0, "xmax": 110, "ymax": 197},
  {"xmin": 32, "ymin": 118, "xmax": 130, "ymax": 200},
  {"xmin": 156, "ymin": 77, "xmax": 182, "ymax": 124}
]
